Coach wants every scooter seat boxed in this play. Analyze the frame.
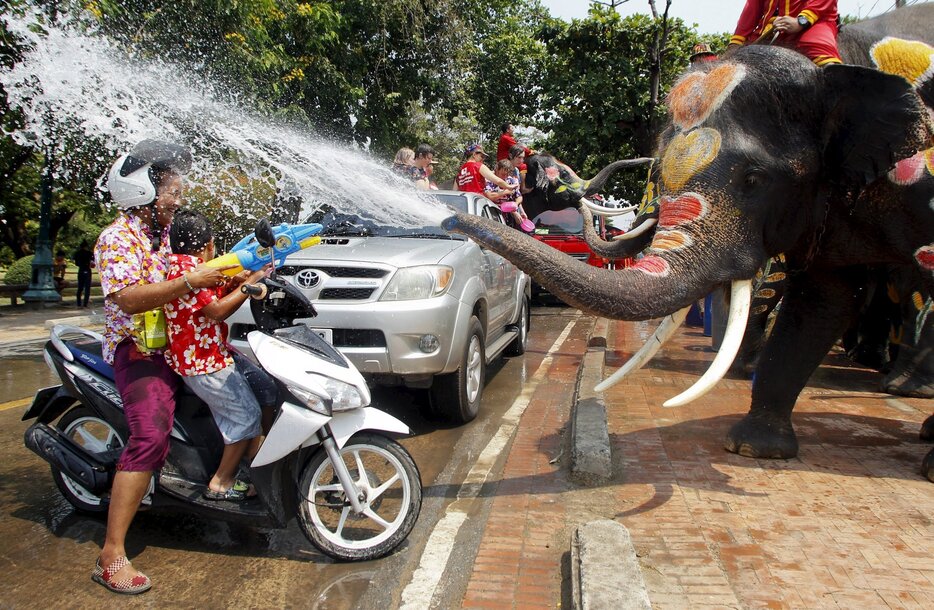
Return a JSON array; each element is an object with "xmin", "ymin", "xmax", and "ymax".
[{"xmin": 65, "ymin": 339, "xmax": 115, "ymax": 380}]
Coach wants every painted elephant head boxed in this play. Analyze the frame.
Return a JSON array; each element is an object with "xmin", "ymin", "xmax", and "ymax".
[{"xmin": 444, "ymin": 45, "xmax": 932, "ymax": 321}]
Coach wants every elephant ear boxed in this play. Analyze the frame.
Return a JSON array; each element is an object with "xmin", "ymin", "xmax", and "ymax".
[{"xmin": 820, "ymin": 64, "xmax": 931, "ymax": 186}]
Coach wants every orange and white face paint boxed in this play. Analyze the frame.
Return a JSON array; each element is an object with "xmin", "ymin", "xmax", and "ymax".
[
  {"xmin": 630, "ymin": 255, "xmax": 671, "ymax": 278},
  {"xmin": 667, "ymin": 64, "xmax": 747, "ymax": 131},
  {"xmin": 870, "ymin": 37, "xmax": 934, "ymax": 88},
  {"xmin": 889, "ymin": 147, "xmax": 934, "ymax": 186},
  {"xmin": 641, "ymin": 193, "xmax": 709, "ymax": 262},
  {"xmin": 657, "ymin": 193, "xmax": 709, "ymax": 230},
  {"xmin": 660, "ymin": 128, "xmax": 721, "ymax": 191}
]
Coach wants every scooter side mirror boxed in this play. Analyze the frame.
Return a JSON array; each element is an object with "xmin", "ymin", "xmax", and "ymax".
[{"xmin": 255, "ymin": 219, "xmax": 275, "ymax": 249}]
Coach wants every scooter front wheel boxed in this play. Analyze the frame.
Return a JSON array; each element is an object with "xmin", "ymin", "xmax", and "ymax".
[{"xmin": 298, "ymin": 433, "xmax": 422, "ymax": 561}]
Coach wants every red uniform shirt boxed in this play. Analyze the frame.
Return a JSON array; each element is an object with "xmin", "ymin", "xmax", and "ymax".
[
  {"xmin": 497, "ymin": 132, "xmax": 533, "ymax": 161},
  {"xmin": 456, "ymin": 161, "xmax": 487, "ymax": 193},
  {"xmin": 164, "ymin": 254, "xmax": 233, "ymax": 376},
  {"xmin": 732, "ymin": 0, "xmax": 841, "ymax": 65}
]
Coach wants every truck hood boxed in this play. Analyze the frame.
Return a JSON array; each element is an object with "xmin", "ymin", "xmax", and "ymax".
[{"xmin": 286, "ymin": 235, "xmax": 466, "ymax": 267}]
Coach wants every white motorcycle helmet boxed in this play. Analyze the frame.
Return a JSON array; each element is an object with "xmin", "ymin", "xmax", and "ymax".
[{"xmin": 104, "ymin": 140, "xmax": 193, "ymax": 209}]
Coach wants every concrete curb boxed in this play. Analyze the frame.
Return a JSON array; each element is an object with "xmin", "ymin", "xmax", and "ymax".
[
  {"xmin": 571, "ymin": 520, "xmax": 651, "ymax": 610},
  {"xmin": 570, "ymin": 317, "xmax": 611, "ymax": 484},
  {"xmin": 569, "ymin": 320, "xmax": 653, "ymax": 608}
]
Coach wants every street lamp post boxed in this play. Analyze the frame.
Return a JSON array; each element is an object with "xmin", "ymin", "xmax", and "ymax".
[{"xmin": 22, "ymin": 151, "xmax": 62, "ymax": 304}]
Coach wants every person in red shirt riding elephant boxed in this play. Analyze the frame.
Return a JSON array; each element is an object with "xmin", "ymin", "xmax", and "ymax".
[{"xmin": 730, "ymin": 0, "xmax": 842, "ymax": 67}]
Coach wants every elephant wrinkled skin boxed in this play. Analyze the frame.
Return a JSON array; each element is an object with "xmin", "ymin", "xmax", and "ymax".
[{"xmin": 442, "ymin": 44, "xmax": 934, "ymax": 481}]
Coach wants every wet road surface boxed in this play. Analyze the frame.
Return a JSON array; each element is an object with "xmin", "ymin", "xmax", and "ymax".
[{"xmin": 0, "ymin": 305, "xmax": 586, "ymax": 608}]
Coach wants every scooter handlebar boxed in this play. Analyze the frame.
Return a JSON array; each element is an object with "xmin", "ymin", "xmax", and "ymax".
[{"xmin": 241, "ymin": 283, "xmax": 267, "ymax": 299}]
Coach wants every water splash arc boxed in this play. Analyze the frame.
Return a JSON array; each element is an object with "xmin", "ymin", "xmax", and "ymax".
[{"xmin": 0, "ymin": 11, "xmax": 450, "ymax": 226}]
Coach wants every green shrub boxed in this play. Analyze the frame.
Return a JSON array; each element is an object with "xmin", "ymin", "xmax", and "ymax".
[{"xmin": 3, "ymin": 255, "xmax": 34, "ymax": 285}]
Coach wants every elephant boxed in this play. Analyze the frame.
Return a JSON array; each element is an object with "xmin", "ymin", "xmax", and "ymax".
[
  {"xmin": 515, "ymin": 7, "xmax": 934, "ymax": 393},
  {"xmin": 441, "ymin": 43, "xmax": 934, "ymax": 481}
]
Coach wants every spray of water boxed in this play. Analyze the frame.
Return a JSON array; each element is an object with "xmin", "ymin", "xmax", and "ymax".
[{"xmin": 0, "ymin": 10, "xmax": 453, "ymax": 227}]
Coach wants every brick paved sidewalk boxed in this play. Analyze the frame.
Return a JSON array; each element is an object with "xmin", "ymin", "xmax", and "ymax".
[{"xmin": 464, "ymin": 317, "xmax": 933, "ymax": 608}]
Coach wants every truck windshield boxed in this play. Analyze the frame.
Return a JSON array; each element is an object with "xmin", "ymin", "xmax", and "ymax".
[{"xmin": 304, "ymin": 206, "xmax": 453, "ymax": 239}]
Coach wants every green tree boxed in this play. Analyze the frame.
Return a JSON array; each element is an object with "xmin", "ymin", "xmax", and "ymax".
[{"xmin": 537, "ymin": 3, "xmax": 723, "ymax": 203}]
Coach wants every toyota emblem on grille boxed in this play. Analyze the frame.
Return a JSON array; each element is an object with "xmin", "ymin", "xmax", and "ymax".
[{"xmin": 295, "ymin": 269, "xmax": 321, "ymax": 288}]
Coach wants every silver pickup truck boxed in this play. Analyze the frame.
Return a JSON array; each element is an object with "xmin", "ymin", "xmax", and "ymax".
[{"xmin": 228, "ymin": 190, "xmax": 531, "ymax": 424}]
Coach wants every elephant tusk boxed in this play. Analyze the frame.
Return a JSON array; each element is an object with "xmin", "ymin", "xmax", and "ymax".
[
  {"xmin": 593, "ymin": 306, "xmax": 690, "ymax": 393},
  {"xmin": 612, "ymin": 218, "xmax": 657, "ymax": 241},
  {"xmin": 662, "ymin": 280, "xmax": 752, "ymax": 407},
  {"xmin": 580, "ymin": 197, "xmax": 638, "ymax": 216}
]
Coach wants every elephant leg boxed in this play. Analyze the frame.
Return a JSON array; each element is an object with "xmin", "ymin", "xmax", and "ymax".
[
  {"xmin": 725, "ymin": 268, "xmax": 868, "ymax": 459},
  {"xmin": 923, "ymin": 448, "xmax": 934, "ymax": 483},
  {"xmin": 882, "ymin": 266, "xmax": 934, "ymax": 398},
  {"xmin": 884, "ymin": 344, "xmax": 934, "ymax": 398},
  {"xmin": 921, "ymin": 414, "xmax": 934, "ymax": 441}
]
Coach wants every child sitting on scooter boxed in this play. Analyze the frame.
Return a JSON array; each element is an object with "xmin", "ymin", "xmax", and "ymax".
[
  {"xmin": 485, "ymin": 159, "xmax": 533, "ymax": 232},
  {"xmin": 164, "ymin": 209, "xmax": 271, "ymax": 502}
]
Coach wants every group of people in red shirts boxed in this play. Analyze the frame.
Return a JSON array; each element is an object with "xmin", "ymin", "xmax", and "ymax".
[{"xmin": 455, "ymin": 123, "xmax": 536, "ymax": 231}]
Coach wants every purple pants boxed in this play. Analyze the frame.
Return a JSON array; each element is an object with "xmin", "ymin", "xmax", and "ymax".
[{"xmin": 113, "ymin": 339, "xmax": 181, "ymax": 472}]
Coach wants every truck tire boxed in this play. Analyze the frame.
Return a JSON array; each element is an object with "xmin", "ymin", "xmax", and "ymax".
[
  {"xmin": 505, "ymin": 297, "xmax": 530, "ymax": 356},
  {"xmin": 430, "ymin": 316, "xmax": 485, "ymax": 424}
]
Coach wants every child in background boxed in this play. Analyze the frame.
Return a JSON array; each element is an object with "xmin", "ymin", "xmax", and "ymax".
[
  {"xmin": 485, "ymin": 159, "xmax": 533, "ymax": 232},
  {"xmin": 53, "ymin": 249, "xmax": 68, "ymax": 293},
  {"xmin": 164, "ymin": 209, "xmax": 270, "ymax": 501}
]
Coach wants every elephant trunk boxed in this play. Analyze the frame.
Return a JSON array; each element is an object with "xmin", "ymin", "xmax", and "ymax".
[
  {"xmin": 582, "ymin": 157, "xmax": 655, "ymax": 197},
  {"xmin": 579, "ymin": 203, "xmax": 654, "ymax": 260},
  {"xmin": 442, "ymin": 212, "xmax": 706, "ymax": 321}
]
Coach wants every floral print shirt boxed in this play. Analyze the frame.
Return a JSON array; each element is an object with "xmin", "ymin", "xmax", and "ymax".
[
  {"xmin": 95, "ymin": 213, "xmax": 172, "ymax": 364},
  {"xmin": 164, "ymin": 254, "xmax": 233, "ymax": 376},
  {"xmin": 485, "ymin": 173, "xmax": 521, "ymax": 204}
]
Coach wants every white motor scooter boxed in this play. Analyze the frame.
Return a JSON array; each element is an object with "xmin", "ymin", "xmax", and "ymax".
[{"xmin": 24, "ymin": 220, "xmax": 422, "ymax": 561}]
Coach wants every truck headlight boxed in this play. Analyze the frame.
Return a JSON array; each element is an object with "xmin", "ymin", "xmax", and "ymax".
[{"xmin": 381, "ymin": 265, "xmax": 453, "ymax": 301}]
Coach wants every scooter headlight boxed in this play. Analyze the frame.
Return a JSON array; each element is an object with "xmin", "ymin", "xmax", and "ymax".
[
  {"xmin": 305, "ymin": 374, "xmax": 366, "ymax": 412},
  {"xmin": 288, "ymin": 386, "xmax": 332, "ymax": 416}
]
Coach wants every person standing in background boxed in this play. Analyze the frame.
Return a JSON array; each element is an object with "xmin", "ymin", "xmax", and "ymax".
[
  {"xmin": 496, "ymin": 123, "xmax": 532, "ymax": 162},
  {"xmin": 53, "ymin": 250, "xmax": 67, "ymax": 293},
  {"xmin": 411, "ymin": 144, "xmax": 435, "ymax": 191},
  {"xmin": 73, "ymin": 239, "xmax": 94, "ymax": 307}
]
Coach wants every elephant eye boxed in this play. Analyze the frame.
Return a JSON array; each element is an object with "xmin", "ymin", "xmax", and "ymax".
[{"xmin": 742, "ymin": 170, "xmax": 768, "ymax": 191}]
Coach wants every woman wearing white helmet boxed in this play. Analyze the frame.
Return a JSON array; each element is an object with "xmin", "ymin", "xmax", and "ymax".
[{"xmin": 91, "ymin": 140, "xmax": 232, "ymax": 595}]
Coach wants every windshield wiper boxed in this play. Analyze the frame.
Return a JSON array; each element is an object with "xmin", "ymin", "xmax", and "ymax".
[
  {"xmin": 323, "ymin": 228, "xmax": 371, "ymax": 237},
  {"xmin": 382, "ymin": 232, "xmax": 456, "ymax": 240}
]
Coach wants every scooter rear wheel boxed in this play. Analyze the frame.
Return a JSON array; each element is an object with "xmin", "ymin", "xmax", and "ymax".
[
  {"xmin": 298, "ymin": 433, "xmax": 422, "ymax": 561},
  {"xmin": 52, "ymin": 406, "xmax": 124, "ymax": 514}
]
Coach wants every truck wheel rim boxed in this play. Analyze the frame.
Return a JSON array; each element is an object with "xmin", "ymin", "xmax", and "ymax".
[{"xmin": 466, "ymin": 335, "xmax": 482, "ymax": 402}]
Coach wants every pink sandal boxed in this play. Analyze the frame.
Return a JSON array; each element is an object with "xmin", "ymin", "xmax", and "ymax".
[{"xmin": 92, "ymin": 556, "xmax": 152, "ymax": 595}]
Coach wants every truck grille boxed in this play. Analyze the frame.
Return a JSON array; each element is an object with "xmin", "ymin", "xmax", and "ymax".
[
  {"xmin": 319, "ymin": 288, "xmax": 376, "ymax": 300},
  {"xmin": 279, "ymin": 265, "xmax": 387, "ymax": 278}
]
